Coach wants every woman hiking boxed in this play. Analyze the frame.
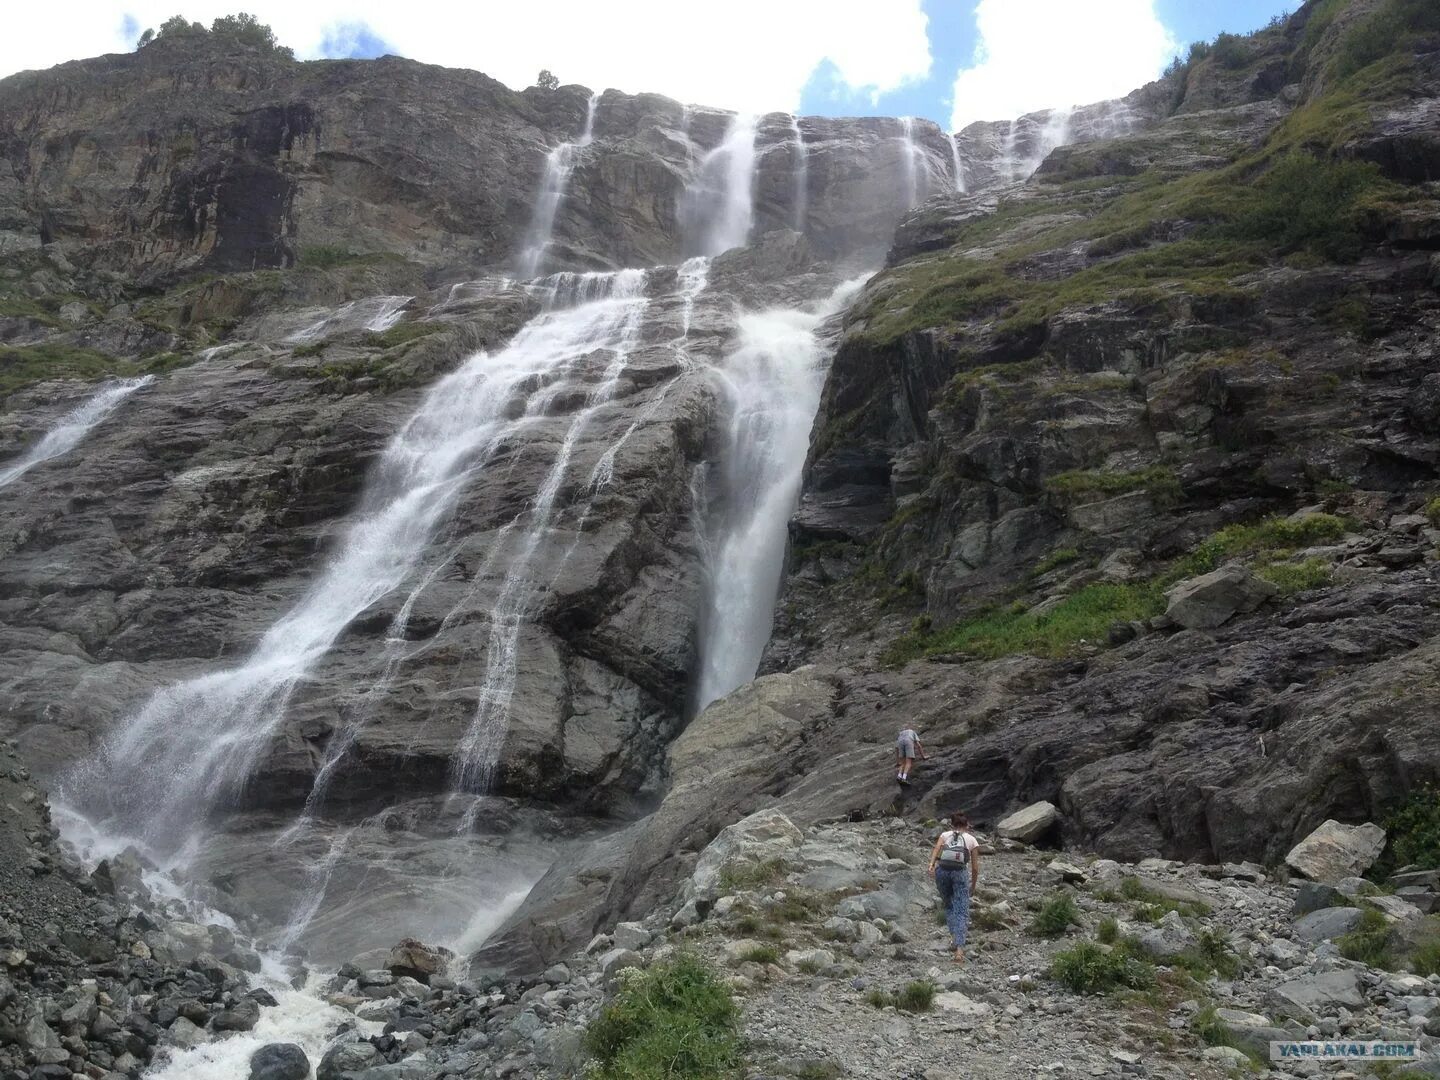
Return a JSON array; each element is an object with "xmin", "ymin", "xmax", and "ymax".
[{"xmin": 927, "ymin": 811, "xmax": 981, "ymax": 963}]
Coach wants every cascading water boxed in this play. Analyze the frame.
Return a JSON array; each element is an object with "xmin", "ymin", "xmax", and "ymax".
[
  {"xmin": 0, "ymin": 375, "xmax": 153, "ymax": 489},
  {"xmin": 68, "ymin": 272, "xmax": 656, "ymax": 852},
  {"xmin": 947, "ymin": 132, "xmax": 967, "ymax": 193},
  {"xmin": 693, "ymin": 275, "xmax": 868, "ymax": 712},
  {"xmin": 899, "ymin": 116, "xmax": 923, "ymax": 206},
  {"xmin": 790, "ymin": 115, "xmax": 809, "ymax": 231},
  {"xmin": 451, "ymin": 269, "xmax": 650, "ymax": 793},
  {"xmin": 517, "ymin": 92, "xmax": 600, "ymax": 278},
  {"xmin": 682, "ymin": 112, "xmax": 758, "ymax": 255},
  {"xmin": 287, "ymin": 295, "xmax": 413, "ymax": 343}
]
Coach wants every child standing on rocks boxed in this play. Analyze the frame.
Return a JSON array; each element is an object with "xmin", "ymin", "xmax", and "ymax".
[
  {"xmin": 895, "ymin": 725, "xmax": 925, "ymax": 784},
  {"xmin": 928, "ymin": 811, "xmax": 980, "ymax": 963}
]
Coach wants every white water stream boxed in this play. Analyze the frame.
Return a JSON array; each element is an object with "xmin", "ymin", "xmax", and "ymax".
[
  {"xmin": 790, "ymin": 115, "xmax": 809, "ymax": 231},
  {"xmin": 0, "ymin": 375, "xmax": 153, "ymax": 489},
  {"xmin": 693, "ymin": 274, "xmax": 868, "ymax": 711},
  {"xmin": 518, "ymin": 92, "xmax": 600, "ymax": 278},
  {"xmin": 682, "ymin": 112, "xmax": 758, "ymax": 255}
]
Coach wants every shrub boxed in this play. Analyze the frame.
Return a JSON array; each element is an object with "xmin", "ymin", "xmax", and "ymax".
[
  {"xmin": 1333, "ymin": 0, "xmax": 1440, "ymax": 80},
  {"xmin": 1029, "ymin": 893, "xmax": 1079, "ymax": 937},
  {"xmin": 718, "ymin": 858, "xmax": 790, "ymax": 892},
  {"xmin": 736, "ymin": 944, "xmax": 780, "ymax": 966},
  {"xmin": 585, "ymin": 954, "xmax": 744, "ymax": 1080},
  {"xmin": 1411, "ymin": 940, "xmax": 1440, "ymax": 977},
  {"xmin": 1212, "ymin": 32, "xmax": 1250, "ymax": 68},
  {"xmin": 1096, "ymin": 916, "xmax": 1119, "ymax": 945},
  {"xmin": 210, "ymin": 13, "xmax": 294, "ymax": 57},
  {"xmin": 1258, "ymin": 558, "xmax": 1333, "ymax": 595},
  {"xmin": 1051, "ymin": 941, "xmax": 1154, "ymax": 994},
  {"xmin": 864, "ymin": 988, "xmax": 893, "ymax": 1008},
  {"xmin": 1229, "ymin": 152, "xmax": 1386, "ymax": 262},
  {"xmin": 1337, "ymin": 908, "xmax": 1393, "ymax": 968},
  {"xmin": 895, "ymin": 981, "xmax": 936, "ymax": 1013},
  {"xmin": 1375, "ymin": 787, "xmax": 1440, "ymax": 879},
  {"xmin": 1424, "ymin": 498, "xmax": 1440, "ymax": 528},
  {"xmin": 1175, "ymin": 929, "xmax": 1242, "ymax": 979}
]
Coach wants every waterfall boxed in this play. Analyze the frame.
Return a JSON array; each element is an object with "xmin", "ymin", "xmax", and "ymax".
[
  {"xmin": 947, "ymin": 132, "xmax": 967, "ymax": 193},
  {"xmin": 790, "ymin": 115, "xmax": 809, "ymax": 231},
  {"xmin": 68, "ymin": 271, "xmax": 654, "ymax": 852},
  {"xmin": 517, "ymin": 92, "xmax": 600, "ymax": 278},
  {"xmin": 287, "ymin": 295, "xmax": 412, "ymax": 343},
  {"xmin": 0, "ymin": 375, "xmax": 153, "ymax": 489},
  {"xmin": 898, "ymin": 115, "xmax": 933, "ymax": 207},
  {"xmin": 693, "ymin": 275, "xmax": 868, "ymax": 712},
  {"xmin": 451, "ymin": 269, "xmax": 650, "ymax": 794},
  {"xmin": 682, "ymin": 113, "xmax": 758, "ymax": 256}
]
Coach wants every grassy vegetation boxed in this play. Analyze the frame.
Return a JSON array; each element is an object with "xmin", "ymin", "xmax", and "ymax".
[
  {"xmin": 0, "ymin": 343, "xmax": 200, "ymax": 396},
  {"xmin": 735, "ymin": 944, "xmax": 781, "ymax": 966},
  {"xmin": 1031, "ymin": 547, "xmax": 1081, "ymax": 577},
  {"xmin": 1044, "ymin": 466, "xmax": 1181, "ymax": 505},
  {"xmin": 363, "ymin": 321, "xmax": 440, "ymax": 349},
  {"xmin": 1257, "ymin": 558, "xmax": 1334, "ymax": 595},
  {"xmin": 585, "ymin": 954, "xmax": 744, "ymax": 1079},
  {"xmin": 1177, "ymin": 513, "xmax": 1352, "ymax": 577},
  {"xmin": 1173, "ymin": 929, "xmax": 1242, "ymax": 980},
  {"xmin": 1051, "ymin": 941, "xmax": 1155, "ymax": 995},
  {"xmin": 1371, "ymin": 787, "xmax": 1440, "ymax": 880},
  {"xmin": 1337, "ymin": 908, "xmax": 1394, "ymax": 968},
  {"xmin": 1029, "ymin": 893, "xmax": 1080, "ymax": 937},
  {"xmin": 865, "ymin": 981, "xmax": 936, "ymax": 1012},
  {"xmin": 882, "ymin": 580, "xmax": 1163, "ymax": 665},
  {"xmin": 1096, "ymin": 916, "xmax": 1119, "ymax": 945},
  {"xmin": 718, "ymin": 858, "xmax": 790, "ymax": 892},
  {"xmin": 1412, "ymin": 940, "xmax": 1440, "ymax": 977}
]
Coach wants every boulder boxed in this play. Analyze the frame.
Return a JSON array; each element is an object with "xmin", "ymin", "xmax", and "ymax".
[
  {"xmin": 598, "ymin": 948, "xmax": 644, "ymax": 979},
  {"xmin": 213, "ymin": 997, "xmax": 262, "ymax": 1032},
  {"xmin": 689, "ymin": 808, "xmax": 804, "ymax": 899},
  {"xmin": 785, "ymin": 948, "xmax": 837, "ymax": 970},
  {"xmin": 249, "ymin": 1044, "xmax": 310, "ymax": 1080},
  {"xmin": 317, "ymin": 1040, "xmax": 380, "ymax": 1080},
  {"xmin": 1135, "ymin": 910, "xmax": 1195, "ymax": 958},
  {"xmin": 167, "ymin": 1016, "xmax": 209, "ymax": 1050},
  {"xmin": 933, "ymin": 991, "xmax": 991, "ymax": 1018},
  {"xmin": 386, "ymin": 938, "xmax": 451, "ymax": 983},
  {"xmin": 1163, "ymin": 563, "xmax": 1278, "ymax": 630},
  {"xmin": 1293, "ymin": 881, "xmax": 1346, "ymax": 917},
  {"xmin": 611, "ymin": 922, "xmax": 653, "ymax": 952},
  {"xmin": 995, "ymin": 802, "xmax": 1060, "ymax": 844},
  {"xmin": 1210, "ymin": 1009, "xmax": 1293, "ymax": 1059},
  {"xmin": 1285, "ymin": 820, "xmax": 1387, "ymax": 883},
  {"xmin": 1267, "ymin": 970, "xmax": 1367, "ymax": 1023},
  {"xmin": 1292, "ymin": 906, "xmax": 1364, "ymax": 943}
]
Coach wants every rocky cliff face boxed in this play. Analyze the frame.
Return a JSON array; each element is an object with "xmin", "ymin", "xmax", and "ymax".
[{"xmin": 3, "ymin": 0, "xmax": 1439, "ymax": 996}]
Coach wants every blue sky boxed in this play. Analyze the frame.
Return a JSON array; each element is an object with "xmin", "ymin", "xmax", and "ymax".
[{"xmin": 799, "ymin": 0, "xmax": 1295, "ymax": 127}]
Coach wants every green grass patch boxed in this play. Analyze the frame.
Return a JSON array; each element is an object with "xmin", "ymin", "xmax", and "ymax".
[
  {"xmin": 585, "ymin": 953, "xmax": 744, "ymax": 1080},
  {"xmin": 1031, "ymin": 547, "xmax": 1081, "ymax": 577},
  {"xmin": 718, "ymin": 858, "xmax": 790, "ymax": 892},
  {"xmin": 1096, "ymin": 916, "xmax": 1119, "ymax": 945},
  {"xmin": 1173, "ymin": 929, "xmax": 1242, "ymax": 980},
  {"xmin": 735, "ymin": 944, "xmax": 781, "ymax": 966},
  {"xmin": 1425, "ymin": 498, "xmax": 1440, "ymax": 528},
  {"xmin": 1029, "ymin": 893, "xmax": 1080, "ymax": 937},
  {"xmin": 1051, "ymin": 941, "xmax": 1155, "ymax": 995},
  {"xmin": 1337, "ymin": 908, "xmax": 1393, "ymax": 968},
  {"xmin": 362, "ymin": 321, "xmax": 439, "ymax": 349},
  {"xmin": 1179, "ymin": 513, "xmax": 1352, "ymax": 576},
  {"xmin": 1257, "ymin": 558, "xmax": 1333, "ymax": 596},
  {"xmin": 883, "ymin": 580, "xmax": 1163, "ymax": 666},
  {"xmin": 0, "ymin": 343, "xmax": 195, "ymax": 397},
  {"xmin": 895, "ymin": 980, "xmax": 936, "ymax": 1012},
  {"xmin": 1044, "ymin": 465, "xmax": 1181, "ymax": 505},
  {"xmin": 767, "ymin": 891, "xmax": 826, "ymax": 925},
  {"xmin": 1410, "ymin": 940, "xmax": 1440, "ymax": 977},
  {"xmin": 1227, "ymin": 152, "xmax": 1389, "ymax": 262}
]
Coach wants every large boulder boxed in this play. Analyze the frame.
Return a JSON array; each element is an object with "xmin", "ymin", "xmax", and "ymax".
[
  {"xmin": 689, "ymin": 808, "xmax": 805, "ymax": 899},
  {"xmin": 249, "ymin": 1044, "xmax": 310, "ymax": 1080},
  {"xmin": 1284, "ymin": 820, "xmax": 1387, "ymax": 883},
  {"xmin": 1292, "ymin": 906, "xmax": 1364, "ymax": 944},
  {"xmin": 1267, "ymin": 970, "xmax": 1367, "ymax": 1023},
  {"xmin": 317, "ymin": 1039, "xmax": 380, "ymax": 1080},
  {"xmin": 996, "ymin": 801, "xmax": 1060, "ymax": 844},
  {"xmin": 1135, "ymin": 910, "xmax": 1195, "ymax": 958},
  {"xmin": 386, "ymin": 938, "xmax": 452, "ymax": 984},
  {"xmin": 1163, "ymin": 563, "xmax": 1279, "ymax": 630}
]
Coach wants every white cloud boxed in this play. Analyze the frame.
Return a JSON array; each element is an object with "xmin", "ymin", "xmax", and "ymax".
[
  {"xmin": 950, "ymin": 0, "xmax": 1177, "ymax": 130},
  {"xmin": 1, "ymin": 1, "xmax": 932, "ymax": 117}
]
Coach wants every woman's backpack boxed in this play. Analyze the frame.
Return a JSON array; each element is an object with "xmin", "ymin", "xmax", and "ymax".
[{"xmin": 937, "ymin": 831, "xmax": 972, "ymax": 869}]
